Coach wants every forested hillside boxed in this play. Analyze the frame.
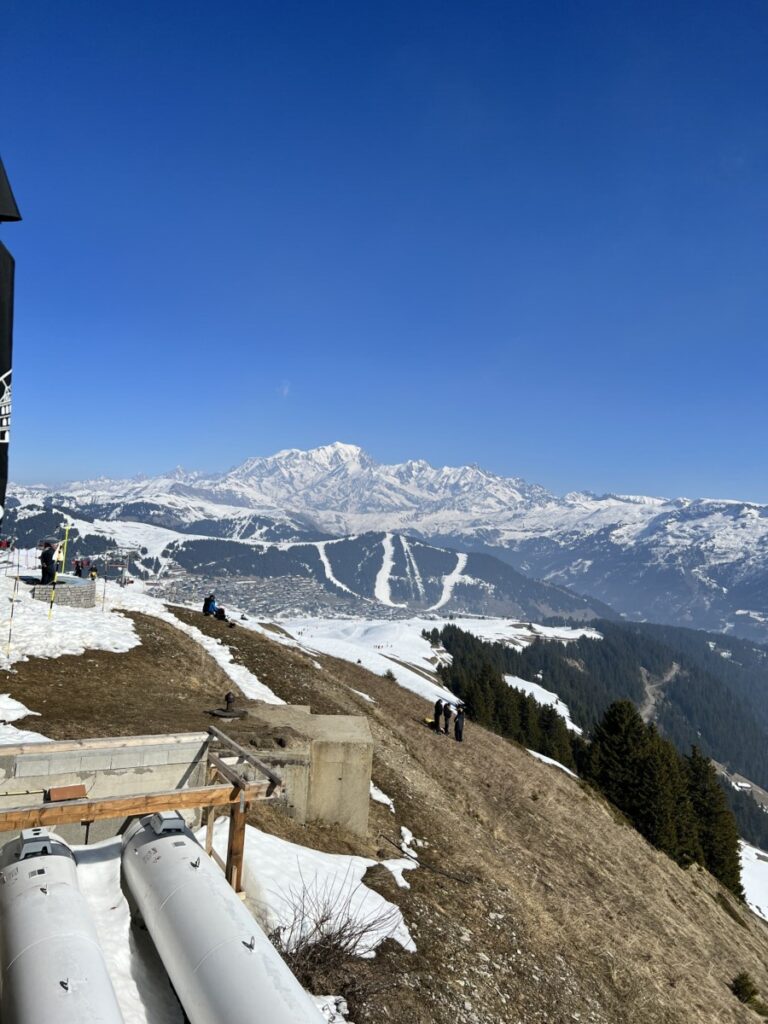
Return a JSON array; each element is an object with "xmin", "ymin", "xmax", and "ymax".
[
  {"xmin": 431, "ymin": 620, "xmax": 768, "ymax": 793},
  {"xmin": 434, "ymin": 625, "xmax": 749, "ymax": 896}
]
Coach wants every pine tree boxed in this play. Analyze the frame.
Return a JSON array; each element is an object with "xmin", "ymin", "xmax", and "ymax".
[
  {"xmin": 686, "ymin": 747, "xmax": 743, "ymax": 898},
  {"xmin": 633, "ymin": 728, "xmax": 678, "ymax": 858},
  {"xmin": 587, "ymin": 700, "xmax": 649, "ymax": 821},
  {"xmin": 658, "ymin": 739, "xmax": 702, "ymax": 868}
]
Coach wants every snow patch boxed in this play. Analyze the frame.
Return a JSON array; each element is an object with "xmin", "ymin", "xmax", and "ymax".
[
  {"xmin": 505, "ymin": 675, "xmax": 583, "ymax": 735},
  {"xmin": 204, "ymin": 820, "xmax": 416, "ymax": 955},
  {"xmin": 527, "ymin": 749, "xmax": 578, "ymax": 778},
  {"xmin": 370, "ymin": 782, "xmax": 395, "ymax": 813}
]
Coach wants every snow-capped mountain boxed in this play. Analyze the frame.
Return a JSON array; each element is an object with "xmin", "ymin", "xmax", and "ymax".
[{"xmin": 9, "ymin": 441, "xmax": 768, "ymax": 638}]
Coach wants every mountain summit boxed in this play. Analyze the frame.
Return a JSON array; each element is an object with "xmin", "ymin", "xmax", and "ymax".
[{"xmin": 10, "ymin": 443, "xmax": 768, "ymax": 640}]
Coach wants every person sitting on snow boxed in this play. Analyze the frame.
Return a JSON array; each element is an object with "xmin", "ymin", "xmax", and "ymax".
[{"xmin": 202, "ymin": 593, "xmax": 216, "ymax": 616}]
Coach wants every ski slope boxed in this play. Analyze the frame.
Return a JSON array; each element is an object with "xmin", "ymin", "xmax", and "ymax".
[{"xmin": 281, "ymin": 616, "xmax": 600, "ymax": 713}]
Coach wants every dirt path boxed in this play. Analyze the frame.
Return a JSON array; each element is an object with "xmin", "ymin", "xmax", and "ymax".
[{"xmin": 639, "ymin": 662, "xmax": 680, "ymax": 723}]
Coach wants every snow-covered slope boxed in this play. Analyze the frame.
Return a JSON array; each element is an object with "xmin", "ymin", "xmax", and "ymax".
[
  {"xmin": 280, "ymin": 616, "xmax": 598, "ymax": 728},
  {"xmin": 11, "ymin": 441, "xmax": 768, "ymax": 638}
]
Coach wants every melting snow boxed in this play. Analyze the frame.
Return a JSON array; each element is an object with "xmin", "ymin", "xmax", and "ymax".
[
  {"xmin": 741, "ymin": 842, "xmax": 768, "ymax": 923},
  {"xmin": 108, "ymin": 584, "xmax": 284, "ymax": 704},
  {"xmin": 370, "ymin": 782, "xmax": 395, "ymax": 813},
  {"xmin": 205, "ymin": 820, "xmax": 417, "ymax": 953},
  {"xmin": 527, "ymin": 750, "xmax": 578, "ymax": 779},
  {"xmin": 505, "ymin": 675, "xmax": 583, "ymax": 734}
]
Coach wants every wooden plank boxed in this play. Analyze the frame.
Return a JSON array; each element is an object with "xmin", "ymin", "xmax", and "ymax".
[
  {"xmin": 46, "ymin": 784, "xmax": 88, "ymax": 802},
  {"xmin": 207, "ymin": 725, "xmax": 282, "ymax": 787},
  {"xmin": 210, "ymin": 847, "xmax": 226, "ymax": 873},
  {"xmin": 226, "ymin": 799, "xmax": 250, "ymax": 892},
  {"xmin": 208, "ymin": 752, "xmax": 248, "ymax": 790},
  {"xmin": 0, "ymin": 781, "xmax": 272, "ymax": 831}
]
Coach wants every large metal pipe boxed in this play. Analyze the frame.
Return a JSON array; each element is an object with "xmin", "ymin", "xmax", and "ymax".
[
  {"xmin": 0, "ymin": 827, "xmax": 124, "ymax": 1024},
  {"xmin": 122, "ymin": 812, "xmax": 323, "ymax": 1024}
]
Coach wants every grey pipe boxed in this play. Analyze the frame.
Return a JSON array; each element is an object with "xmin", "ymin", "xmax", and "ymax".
[
  {"xmin": 0, "ymin": 828, "xmax": 124, "ymax": 1024},
  {"xmin": 121, "ymin": 812, "xmax": 323, "ymax": 1024}
]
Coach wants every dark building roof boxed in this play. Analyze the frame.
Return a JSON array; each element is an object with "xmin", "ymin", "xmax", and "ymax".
[{"xmin": 0, "ymin": 158, "xmax": 21, "ymax": 223}]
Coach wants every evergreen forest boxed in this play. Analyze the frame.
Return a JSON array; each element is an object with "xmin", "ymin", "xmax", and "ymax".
[{"xmin": 432, "ymin": 624, "xmax": 745, "ymax": 897}]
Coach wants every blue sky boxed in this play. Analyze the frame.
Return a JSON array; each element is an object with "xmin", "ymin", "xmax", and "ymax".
[{"xmin": 2, "ymin": 1, "xmax": 767, "ymax": 499}]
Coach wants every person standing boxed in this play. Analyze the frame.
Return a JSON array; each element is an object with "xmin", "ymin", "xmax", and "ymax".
[
  {"xmin": 433, "ymin": 698, "xmax": 443, "ymax": 732},
  {"xmin": 39, "ymin": 542, "xmax": 54, "ymax": 584},
  {"xmin": 454, "ymin": 705, "xmax": 465, "ymax": 743},
  {"xmin": 443, "ymin": 703, "xmax": 453, "ymax": 736},
  {"xmin": 73, "ymin": 559, "xmax": 83, "ymax": 578}
]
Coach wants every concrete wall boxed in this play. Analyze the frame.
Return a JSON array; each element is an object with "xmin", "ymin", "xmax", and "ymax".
[
  {"xmin": 247, "ymin": 706, "xmax": 373, "ymax": 836},
  {"xmin": 0, "ymin": 732, "xmax": 208, "ymax": 844}
]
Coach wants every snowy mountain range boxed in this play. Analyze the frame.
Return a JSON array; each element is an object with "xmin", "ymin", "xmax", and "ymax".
[{"xmin": 9, "ymin": 441, "xmax": 768, "ymax": 638}]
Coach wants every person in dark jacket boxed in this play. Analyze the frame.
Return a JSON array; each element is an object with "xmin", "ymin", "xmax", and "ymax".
[
  {"xmin": 40, "ymin": 542, "xmax": 54, "ymax": 584},
  {"xmin": 73, "ymin": 559, "xmax": 83, "ymax": 578},
  {"xmin": 433, "ymin": 698, "xmax": 443, "ymax": 732},
  {"xmin": 443, "ymin": 703, "xmax": 453, "ymax": 736},
  {"xmin": 202, "ymin": 593, "xmax": 215, "ymax": 616},
  {"xmin": 454, "ymin": 705, "xmax": 465, "ymax": 742}
]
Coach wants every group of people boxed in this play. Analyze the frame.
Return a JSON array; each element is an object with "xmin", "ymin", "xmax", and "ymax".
[
  {"xmin": 433, "ymin": 698, "xmax": 465, "ymax": 742},
  {"xmin": 73, "ymin": 558, "xmax": 98, "ymax": 580},
  {"xmin": 39, "ymin": 544, "xmax": 100, "ymax": 585}
]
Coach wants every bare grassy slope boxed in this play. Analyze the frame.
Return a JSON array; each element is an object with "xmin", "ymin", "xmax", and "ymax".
[{"xmin": 5, "ymin": 607, "xmax": 768, "ymax": 1023}]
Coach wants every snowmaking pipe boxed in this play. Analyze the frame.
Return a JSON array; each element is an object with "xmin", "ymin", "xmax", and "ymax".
[
  {"xmin": 121, "ymin": 812, "xmax": 324, "ymax": 1024},
  {"xmin": 0, "ymin": 828, "xmax": 124, "ymax": 1024}
]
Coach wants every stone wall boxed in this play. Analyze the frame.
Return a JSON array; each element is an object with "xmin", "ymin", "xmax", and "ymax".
[{"xmin": 30, "ymin": 579, "xmax": 97, "ymax": 608}]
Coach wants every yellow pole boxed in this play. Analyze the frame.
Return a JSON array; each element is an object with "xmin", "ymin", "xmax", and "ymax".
[{"xmin": 48, "ymin": 522, "xmax": 71, "ymax": 619}]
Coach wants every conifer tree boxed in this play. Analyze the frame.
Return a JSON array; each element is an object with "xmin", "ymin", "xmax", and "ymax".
[
  {"xmin": 658, "ymin": 739, "xmax": 702, "ymax": 868},
  {"xmin": 686, "ymin": 747, "xmax": 743, "ymax": 898},
  {"xmin": 586, "ymin": 700, "xmax": 649, "ymax": 821},
  {"xmin": 633, "ymin": 728, "xmax": 678, "ymax": 858}
]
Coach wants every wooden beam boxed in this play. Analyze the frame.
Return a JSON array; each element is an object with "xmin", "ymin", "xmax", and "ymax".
[
  {"xmin": 207, "ymin": 725, "xmax": 282, "ymax": 787},
  {"xmin": 226, "ymin": 799, "xmax": 250, "ymax": 892},
  {"xmin": 208, "ymin": 752, "xmax": 249, "ymax": 790},
  {"xmin": 0, "ymin": 781, "xmax": 272, "ymax": 831}
]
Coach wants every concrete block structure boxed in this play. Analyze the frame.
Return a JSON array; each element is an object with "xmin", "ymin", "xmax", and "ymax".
[
  {"xmin": 0, "ymin": 732, "xmax": 208, "ymax": 844},
  {"xmin": 246, "ymin": 705, "xmax": 373, "ymax": 836}
]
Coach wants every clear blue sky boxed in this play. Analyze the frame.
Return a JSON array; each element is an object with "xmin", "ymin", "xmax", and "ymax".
[{"xmin": 3, "ymin": 1, "xmax": 767, "ymax": 499}]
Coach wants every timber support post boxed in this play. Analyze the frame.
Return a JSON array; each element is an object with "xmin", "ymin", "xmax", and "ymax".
[{"xmin": 226, "ymin": 797, "xmax": 250, "ymax": 893}]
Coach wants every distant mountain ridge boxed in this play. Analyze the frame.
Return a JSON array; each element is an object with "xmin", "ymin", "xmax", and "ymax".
[{"xmin": 10, "ymin": 441, "xmax": 768, "ymax": 638}]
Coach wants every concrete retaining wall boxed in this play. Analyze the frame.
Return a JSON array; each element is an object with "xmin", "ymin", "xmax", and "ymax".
[
  {"xmin": 0, "ymin": 732, "xmax": 208, "ymax": 844},
  {"xmin": 248, "ymin": 706, "xmax": 373, "ymax": 836}
]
